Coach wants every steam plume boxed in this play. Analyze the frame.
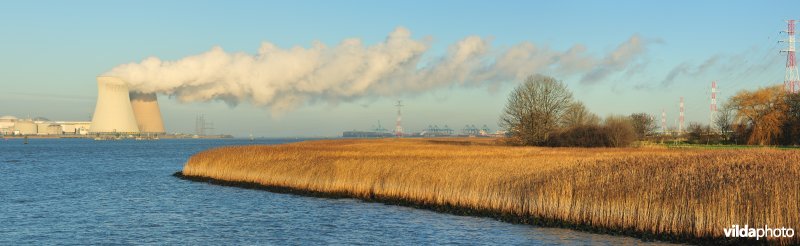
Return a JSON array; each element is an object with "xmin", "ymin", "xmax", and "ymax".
[{"xmin": 105, "ymin": 27, "xmax": 649, "ymax": 112}]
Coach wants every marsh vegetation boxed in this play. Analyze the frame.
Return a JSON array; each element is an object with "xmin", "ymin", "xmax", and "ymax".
[{"xmin": 182, "ymin": 138, "xmax": 799, "ymax": 245}]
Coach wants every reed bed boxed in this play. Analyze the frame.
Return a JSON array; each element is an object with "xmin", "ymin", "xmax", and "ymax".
[{"xmin": 181, "ymin": 138, "xmax": 800, "ymax": 245}]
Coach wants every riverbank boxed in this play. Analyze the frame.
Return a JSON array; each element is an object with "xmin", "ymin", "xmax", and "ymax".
[
  {"xmin": 1, "ymin": 134, "xmax": 234, "ymax": 140},
  {"xmin": 179, "ymin": 138, "xmax": 800, "ymax": 245}
]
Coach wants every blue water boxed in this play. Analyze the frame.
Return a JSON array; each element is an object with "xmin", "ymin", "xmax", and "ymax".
[{"xmin": 0, "ymin": 138, "xmax": 673, "ymax": 245}]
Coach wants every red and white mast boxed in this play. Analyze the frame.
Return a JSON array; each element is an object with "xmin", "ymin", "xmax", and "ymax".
[{"xmin": 783, "ymin": 20, "xmax": 799, "ymax": 93}]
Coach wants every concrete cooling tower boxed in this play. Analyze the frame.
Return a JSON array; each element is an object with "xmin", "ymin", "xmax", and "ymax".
[
  {"xmin": 90, "ymin": 76, "xmax": 141, "ymax": 133},
  {"xmin": 130, "ymin": 92, "xmax": 166, "ymax": 133}
]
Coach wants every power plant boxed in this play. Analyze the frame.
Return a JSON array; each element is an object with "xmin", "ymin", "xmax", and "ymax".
[
  {"xmin": 90, "ymin": 76, "xmax": 165, "ymax": 134},
  {"xmin": 1, "ymin": 76, "xmax": 236, "ymax": 139}
]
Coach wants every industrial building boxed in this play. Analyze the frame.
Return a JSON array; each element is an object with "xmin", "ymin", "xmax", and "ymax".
[
  {"xmin": 14, "ymin": 120, "xmax": 37, "ymax": 135},
  {"xmin": 37, "ymin": 123, "xmax": 62, "ymax": 135},
  {"xmin": 57, "ymin": 121, "xmax": 91, "ymax": 135},
  {"xmin": 0, "ymin": 115, "xmax": 92, "ymax": 136},
  {"xmin": 0, "ymin": 116, "xmax": 18, "ymax": 135},
  {"xmin": 89, "ymin": 76, "xmax": 165, "ymax": 135}
]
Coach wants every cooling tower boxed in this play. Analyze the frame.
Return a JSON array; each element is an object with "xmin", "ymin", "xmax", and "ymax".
[
  {"xmin": 90, "ymin": 76, "xmax": 140, "ymax": 133},
  {"xmin": 129, "ymin": 92, "xmax": 166, "ymax": 133}
]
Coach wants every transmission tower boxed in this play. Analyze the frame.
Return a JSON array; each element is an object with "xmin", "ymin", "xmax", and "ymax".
[
  {"xmin": 662, "ymin": 109, "xmax": 667, "ymax": 135},
  {"xmin": 195, "ymin": 115, "xmax": 202, "ymax": 135},
  {"xmin": 710, "ymin": 81, "xmax": 717, "ymax": 128},
  {"xmin": 679, "ymin": 97, "xmax": 684, "ymax": 134},
  {"xmin": 782, "ymin": 20, "xmax": 800, "ymax": 93},
  {"xmin": 195, "ymin": 115, "xmax": 214, "ymax": 136},
  {"xmin": 394, "ymin": 100, "xmax": 404, "ymax": 137}
]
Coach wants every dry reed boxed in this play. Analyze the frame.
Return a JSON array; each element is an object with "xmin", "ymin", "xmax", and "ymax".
[{"xmin": 181, "ymin": 138, "xmax": 800, "ymax": 245}]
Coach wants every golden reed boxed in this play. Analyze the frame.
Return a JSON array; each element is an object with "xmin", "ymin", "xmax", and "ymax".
[{"xmin": 181, "ymin": 138, "xmax": 800, "ymax": 245}]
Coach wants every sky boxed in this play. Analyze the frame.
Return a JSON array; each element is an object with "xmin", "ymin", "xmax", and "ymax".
[{"xmin": 0, "ymin": 1, "xmax": 798, "ymax": 137}]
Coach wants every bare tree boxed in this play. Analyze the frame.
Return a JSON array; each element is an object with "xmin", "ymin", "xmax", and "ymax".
[
  {"xmin": 561, "ymin": 102, "xmax": 600, "ymax": 128},
  {"xmin": 500, "ymin": 75, "xmax": 573, "ymax": 145},
  {"xmin": 714, "ymin": 101, "xmax": 735, "ymax": 140},
  {"xmin": 629, "ymin": 112, "xmax": 657, "ymax": 139}
]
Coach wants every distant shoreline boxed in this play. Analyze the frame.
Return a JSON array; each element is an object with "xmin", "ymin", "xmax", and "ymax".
[
  {"xmin": 1, "ymin": 134, "xmax": 234, "ymax": 140},
  {"xmin": 178, "ymin": 138, "xmax": 799, "ymax": 245}
]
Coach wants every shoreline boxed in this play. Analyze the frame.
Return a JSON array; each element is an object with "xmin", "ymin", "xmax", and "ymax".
[
  {"xmin": 172, "ymin": 171, "xmax": 728, "ymax": 245},
  {"xmin": 1, "ymin": 135, "xmax": 234, "ymax": 140},
  {"xmin": 178, "ymin": 138, "xmax": 798, "ymax": 245}
]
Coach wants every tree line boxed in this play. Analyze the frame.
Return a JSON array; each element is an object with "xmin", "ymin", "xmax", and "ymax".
[
  {"xmin": 666, "ymin": 85, "xmax": 800, "ymax": 146},
  {"xmin": 714, "ymin": 85, "xmax": 800, "ymax": 145},
  {"xmin": 500, "ymin": 75, "xmax": 800, "ymax": 147}
]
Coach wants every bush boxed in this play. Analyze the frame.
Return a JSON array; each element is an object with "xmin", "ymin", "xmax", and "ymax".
[
  {"xmin": 546, "ymin": 125, "xmax": 608, "ymax": 147},
  {"xmin": 547, "ymin": 116, "xmax": 636, "ymax": 147},
  {"xmin": 603, "ymin": 115, "xmax": 637, "ymax": 147},
  {"xmin": 686, "ymin": 122, "xmax": 725, "ymax": 144}
]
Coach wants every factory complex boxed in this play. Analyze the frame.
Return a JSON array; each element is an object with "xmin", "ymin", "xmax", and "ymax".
[
  {"xmin": 1, "ymin": 76, "xmax": 170, "ymax": 139},
  {"xmin": 0, "ymin": 116, "xmax": 91, "ymax": 136}
]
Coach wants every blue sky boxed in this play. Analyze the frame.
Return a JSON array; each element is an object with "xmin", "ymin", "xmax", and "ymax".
[{"xmin": 0, "ymin": 1, "xmax": 797, "ymax": 137}]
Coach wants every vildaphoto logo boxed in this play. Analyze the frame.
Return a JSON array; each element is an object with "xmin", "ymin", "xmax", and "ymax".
[{"xmin": 724, "ymin": 225, "xmax": 795, "ymax": 240}]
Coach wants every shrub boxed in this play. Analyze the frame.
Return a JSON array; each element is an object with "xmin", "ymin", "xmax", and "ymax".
[
  {"xmin": 546, "ymin": 124, "xmax": 608, "ymax": 147},
  {"xmin": 547, "ymin": 116, "xmax": 636, "ymax": 147},
  {"xmin": 602, "ymin": 115, "xmax": 637, "ymax": 147}
]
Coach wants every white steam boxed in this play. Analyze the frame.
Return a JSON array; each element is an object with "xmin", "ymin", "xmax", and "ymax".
[{"xmin": 105, "ymin": 27, "xmax": 649, "ymax": 112}]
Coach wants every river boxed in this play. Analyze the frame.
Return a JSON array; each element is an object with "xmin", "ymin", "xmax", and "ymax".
[{"xmin": 0, "ymin": 138, "xmax": 673, "ymax": 245}]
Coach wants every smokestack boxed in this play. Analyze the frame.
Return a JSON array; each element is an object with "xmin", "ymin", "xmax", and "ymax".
[
  {"xmin": 130, "ymin": 92, "xmax": 165, "ymax": 133},
  {"xmin": 90, "ymin": 76, "xmax": 140, "ymax": 133}
]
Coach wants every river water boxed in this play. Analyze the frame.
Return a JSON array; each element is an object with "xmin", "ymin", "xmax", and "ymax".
[{"xmin": 0, "ymin": 138, "xmax": 672, "ymax": 245}]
